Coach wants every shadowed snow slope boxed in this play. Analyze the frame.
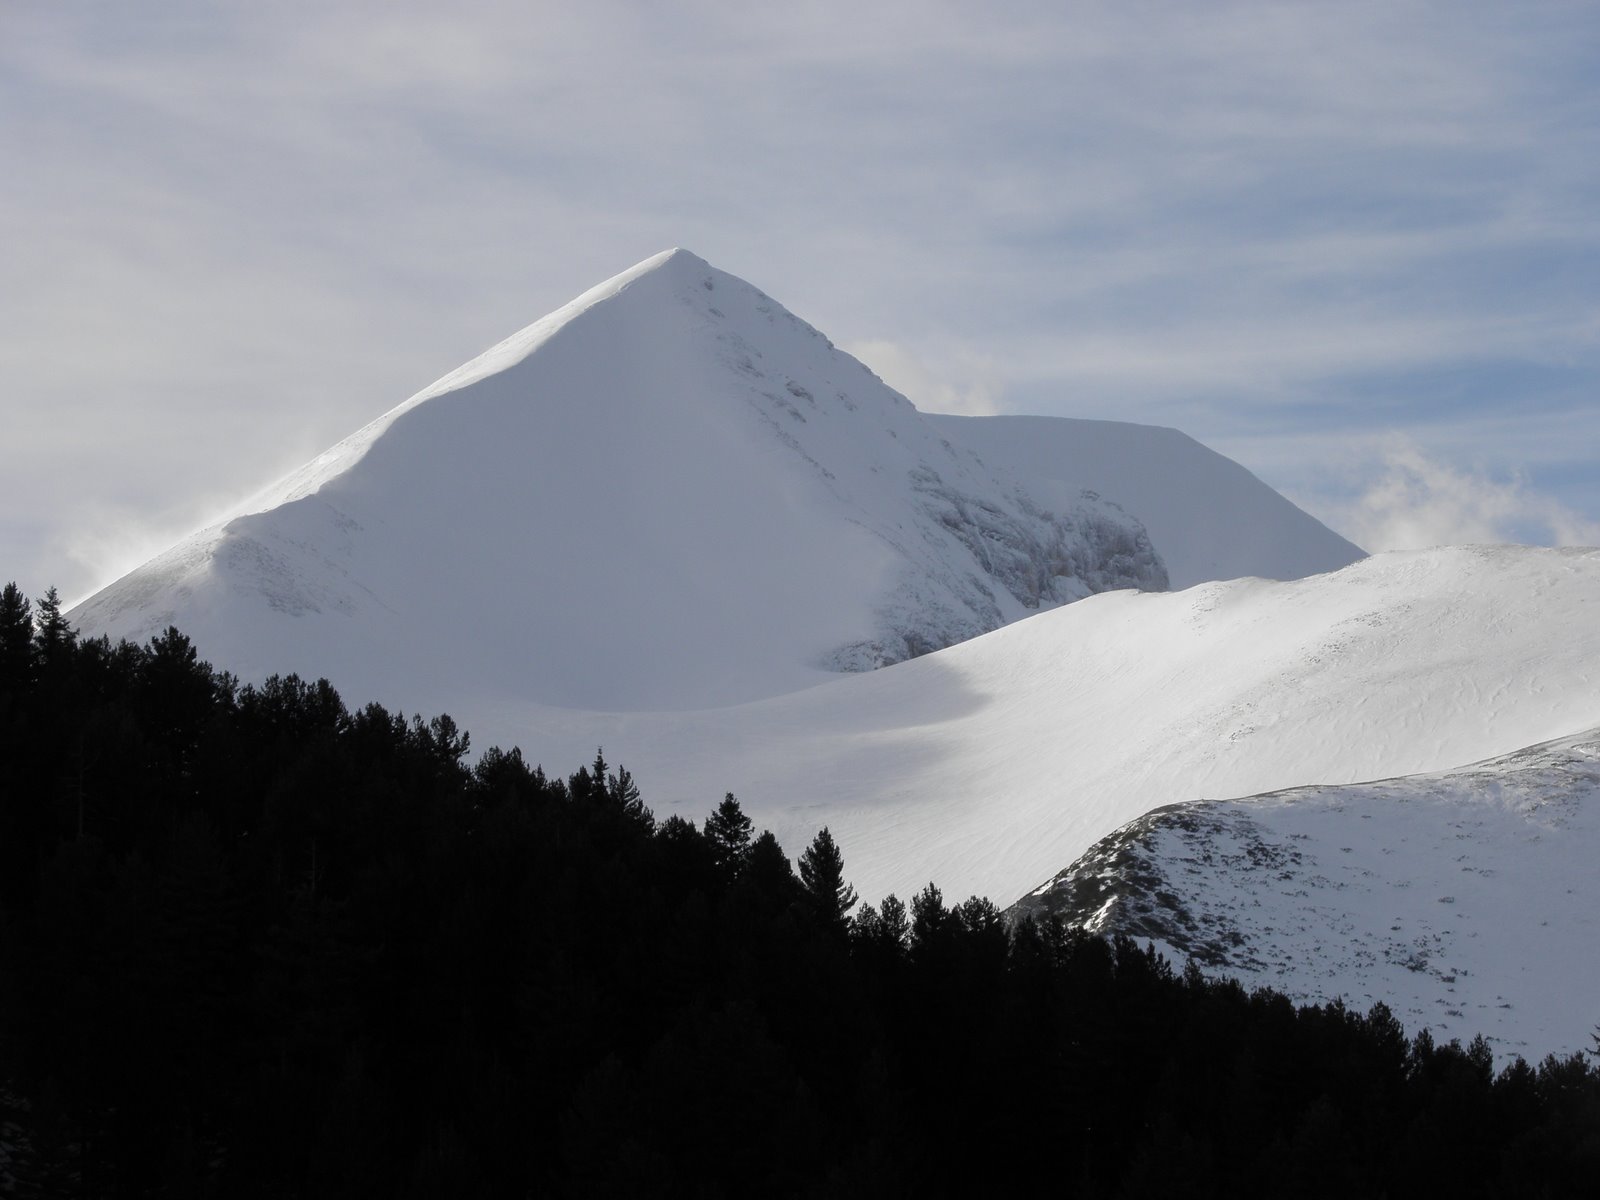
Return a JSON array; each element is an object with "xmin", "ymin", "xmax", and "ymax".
[
  {"xmin": 1010, "ymin": 728, "xmax": 1600, "ymax": 1059},
  {"xmin": 444, "ymin": 546, "xmax": 1600, "ymax": 925},
  {"xmin": 71, "ymin": 249, "xmax": 1163, "ymax": 710},
  {"xmin": 928, "ymin": 413, "xmax": 1365, "ymax": 588}
]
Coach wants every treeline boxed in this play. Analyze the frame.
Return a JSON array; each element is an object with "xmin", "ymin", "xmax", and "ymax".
[{"xmin": 0, "ymin": 581, "xmax": 1597, "ymax": 1197}]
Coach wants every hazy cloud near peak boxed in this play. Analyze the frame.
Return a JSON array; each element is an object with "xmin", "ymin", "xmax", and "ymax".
[
  {"xmin": 844, "ymin": 341, "xmax": 1005, "ymax": 419},
  {"xmin": 1331, "ymin": 438, "xmax": 1600, "ymax": 553}
]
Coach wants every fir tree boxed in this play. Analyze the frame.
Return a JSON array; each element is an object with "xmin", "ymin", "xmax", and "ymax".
[
  {"xmin": 33, "ymin": 585, "xmax": 75, "ymax": 671},
  {"xmin": 0, "ymin": 582, "xmax": 31, "ymax": 688},
  {"xmin": 909, "ymin": 883, "xmax": 949, "ymax": 957},
  {"xmin": 797, "ymin": 826, "xmax": 858, "ymax": 929},
  {"xmin": 850, "ymin": 892, "xmax": 909, "ymax": 959},
  {"xmin": 606, "ymin": 763, "xmax": 653, "ymax": 832},
  {"xmin": 878, "ymin": 893, "xmax": 909, "ymax": 948},
  {"xmin": 705, "ymin": 792, "xmax": 754, "ymax": 876},
  {"xmin": 741, "ymin": 830, "xmax": 799, "ymax": 910}
]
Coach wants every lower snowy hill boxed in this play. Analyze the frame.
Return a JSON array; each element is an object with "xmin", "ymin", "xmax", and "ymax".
[
  {"xmin": 928, "ymin": 413, "xmax": 1365, "ymax": 588},
  {"xmin": 69, "ymin": 249, "xmax": 1162, "ymax": 711},
  {"xmin": 1009, "ymin": 729, "xmax": 1600, "ymax": 1059},
  {"xmin": 442, "ymin": 546, "xmax": 1600, "ymax": 928}
]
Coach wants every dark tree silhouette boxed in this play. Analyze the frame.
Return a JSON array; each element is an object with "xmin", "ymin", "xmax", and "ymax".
[
  {"xmin": 33, "ymin": 585, "xmax": 76, "ymax": 668},
  {"xmin": 606, "ymin": 762, "xmax": 652, "ymax": 831},
  {"xmin": 0, "ymin": 581, "xmax": 31, "ymax": 687},
  {"xmin": 705, "ymin": 792, "xmax": 754, "ymax": 876},
  {"xmin": 798, "ymin": 825, "xmax": 858, "ymax": 929},
  {"xmin": 2, "ymin": 587, "xmax": 1598, "ymax": 1198}
]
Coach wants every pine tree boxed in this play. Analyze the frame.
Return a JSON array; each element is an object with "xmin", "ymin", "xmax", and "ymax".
[
  {"xmin": 740, "ymin": 830, "xmax": 799, "ymax": 912},
  {"xmin": 850, "ymin": 892, "xmax": 909, "ymax": 959},
  {"xmin": 566, "ymin": 750, "xmax": 606, "ymax": 805},
  {"xmin": 878, "ymin": 893, "xmax": 909, "ymax": 947},
  {"xmin": 704, "ymin": 793, "xmax": 753, "ymax": 876},
  {"xmin": 0, "ymin": 582, "xmax": 31, "ymax": 690},
  {"xmin": 910, "ymin": 883, "xmax": 949, "ymax": 955},
  {"xmin": 606, "ymin": 764, "xmax": 653, "ymax": 832},
  {"xmin": 141, "ymin": 626, "xmax": 218, "ymax": 781},
  {"xmin": 797, "ymin": 826, "xmax": 857, "ymax": 929},
  {"xmin": 33, "ymin": 585, "xmax": 76, "ymax": 671}
]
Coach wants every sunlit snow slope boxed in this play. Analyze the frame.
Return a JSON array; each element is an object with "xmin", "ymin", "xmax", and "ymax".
[
  {"xmin": 1011, "ymin": 729, "xmax": 1600, "ymax": 1058},
  {"xmin": 928, "ymin": 414, "xmax": 1365, "ymax": 588},
  {"xmin": 71, "ymin": 249, "xmax": 1163, "ymax": 710},
  {"xmin": 449, "ymin": 546, "xmax": 1600, "ymax": 921}
]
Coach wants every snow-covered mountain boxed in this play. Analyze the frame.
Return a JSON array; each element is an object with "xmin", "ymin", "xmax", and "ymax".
[
  {"xmin": 62, "ymin": 250, "xmax": 1600, "ymax": 1056},
  {"xmin": 1009, "ymin": 728, "xmax": 1600, "ymax": 1059},
  {"xmin": 71, "ymin": 249, "xmax": 1166, "ymax": 711},
  {"xmin": 926, "ymin": 414, "xmax": 1364, "ymax": 588},
  {"xmin": 404, "ymin": 545, "xmax": 1600, "ymax": 914}
]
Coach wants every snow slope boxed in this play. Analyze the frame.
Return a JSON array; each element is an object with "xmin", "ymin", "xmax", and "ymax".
[
  {"xmin": 432, "ymin": 546, "xmax": 1600, "ymax": 921},
  {"xmin": 71, "ymin": 249, "xmax": 1162, "ymax": 711},
  {"xmin": 1009, "ymin": 729, "xmax": 1600, "ymax": 1059},
  {"xmin": 928, "ymin": 414, "xmax": 1365, "ymax": 589}
]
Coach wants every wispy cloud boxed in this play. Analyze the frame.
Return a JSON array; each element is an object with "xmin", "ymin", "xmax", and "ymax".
[
  {"xmin": 843, "ymin": 340, "xmax": 1004, "ymax": 417},
  {"xmin": 1330, "ymin": 438, "xmax": 1600, "ymax": 552}
]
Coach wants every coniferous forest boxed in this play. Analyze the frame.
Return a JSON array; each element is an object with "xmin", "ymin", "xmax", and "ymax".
[{"xmin": 1, "ymin": 581, "xmax": 1598, "ymax": 1197}]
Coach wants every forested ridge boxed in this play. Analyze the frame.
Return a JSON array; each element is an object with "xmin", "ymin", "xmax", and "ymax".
[{"xmin": 1, "ymin": 581, "xmax": 1597, "ymax": 1197}]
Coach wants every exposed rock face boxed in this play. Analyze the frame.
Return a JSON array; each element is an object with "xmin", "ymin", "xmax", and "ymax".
[
  {"xmin": 926, "ymin": 413, "xmax": 1365, "ymax": 589},
  {"xmin": 824, "ymin": 467, "xmax": 1166, "ymax": 671}
]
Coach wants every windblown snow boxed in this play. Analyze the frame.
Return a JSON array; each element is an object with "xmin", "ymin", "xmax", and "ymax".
[
  {"xmin": 71, "ymin": 249, "xmax": 1165, "ymax": 711},
  {"xmin": 1010, "ymin": 729, "xmax": 1600, "ymax": 1059}
]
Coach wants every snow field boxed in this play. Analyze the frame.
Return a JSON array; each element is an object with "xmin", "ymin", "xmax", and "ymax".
[{"xmin": 446, "ymin": 545, "xmax": 1600, "ymax": 913}]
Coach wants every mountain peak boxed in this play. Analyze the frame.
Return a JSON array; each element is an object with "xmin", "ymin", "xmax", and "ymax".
[
  {"xmin": 638, "ymin": 245, "xmax": 710, "ymax": 272},
  {"xmin": 400, "ymin": 247, "xmax": 769, "ymax": 413},
  {"xmin": 589, "ymin": 246, "xmax": 711, "ymax": 292},
  {"xmin": 67, "ymin": 248, "xmax": 1354, "ymax": 716},
  {"xmin": 69, "ymin": 249, "xmax": 1168, "ymax": 710}
]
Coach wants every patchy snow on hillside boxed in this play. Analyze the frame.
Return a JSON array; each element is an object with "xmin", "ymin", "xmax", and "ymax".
[{"xmin": 1010, "ymin": 729, "xmax": 1600, "ymax": 1059}]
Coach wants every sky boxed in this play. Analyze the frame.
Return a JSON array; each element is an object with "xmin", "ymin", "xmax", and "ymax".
[{"xmin": 5, "ymin": 0, "xmax": 1599, "ymax": 605}]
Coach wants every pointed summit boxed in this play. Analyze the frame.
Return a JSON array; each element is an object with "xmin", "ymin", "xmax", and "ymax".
[
  {"xmin": 71, "ymin": 250, "xmax": 1167, "ymax": 711},
  {"xmin": 636, "ymin": 245, "xmax": 711, "ymax": 271}
]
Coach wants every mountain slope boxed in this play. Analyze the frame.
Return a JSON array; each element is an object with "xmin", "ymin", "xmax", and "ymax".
[
  {"xmin": 71, "ymin": 249, "xmax": 1162, "ymax": 710},
  {"xmin": 1009, "ymin": 728, "xmax": 1600, "ymax": 1058},
  {"xmin": 928, "ymin": 413, "xmax": 1365, "ymax": 588},
  {"xmin": 442, "ymin": 546, "xmax": 1600, "ymax": 918}
]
